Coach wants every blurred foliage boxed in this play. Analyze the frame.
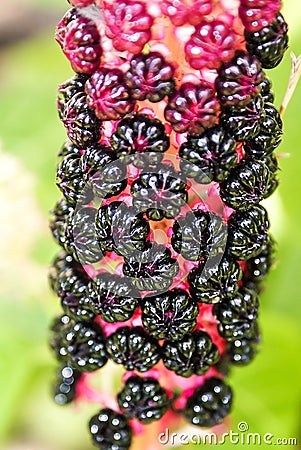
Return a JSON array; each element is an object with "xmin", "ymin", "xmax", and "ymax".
[{"xmin": 0, "ymin": 1, "xmax": 300, "ymax": 449}]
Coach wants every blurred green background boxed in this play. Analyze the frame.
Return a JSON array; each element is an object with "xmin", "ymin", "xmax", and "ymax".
[{"xmin": 0, "ymin": 1, "xmax": 300, "ymax": 449}]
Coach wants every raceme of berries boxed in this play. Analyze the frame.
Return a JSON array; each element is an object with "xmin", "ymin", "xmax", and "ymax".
[
  {"xmin": 50, "ymin": 0, "xmax": 287, "ymax": 448},
  {"xmin": 164, "ymin": 81, "xmax": 220, "ymax": 134},
  {"xmin": 185, "ymin": 19, "xmax": 236, "ymax": 70}
]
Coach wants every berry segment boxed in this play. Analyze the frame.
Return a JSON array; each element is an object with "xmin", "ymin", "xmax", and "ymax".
[{"xmin": 50, "ymin": 0, "xmax": 287, "ymax": 446}]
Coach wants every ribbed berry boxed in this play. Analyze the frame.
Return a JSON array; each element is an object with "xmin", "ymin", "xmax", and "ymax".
[
  {"xmin": 86, "ymin": 273, "xmax": 139, "ymax": 323},
  {"xmin": 184, "ymin": 377, "xmax": 233, "ymax": 427},
  {"xmin": 239, "ymin": 0, "xmax": 282, "ymax": 33},
  {"xmin": 188, "ymin": 258, "xmax": 243, "ymax": 303},
  {"xmin": 164, "ymin": 82, "xmax": 220, "ymax": 135},
  {"xmin": 117, "ymin": 376, "xmax": 169, "ymax": 424},
  {"xmin": 227, "ymin": 325, "xmax": 261, "ymax": 365},
  {"xmin": 56, "ymin": 13, "xmax": 102, "ymax": 74},
  {"xmin": 123, "ymin": 243, "xmax": 179, "ymax": 292},
  {"xmin": 161, "ymin": 0, "xmax": 213, "ymax": 27},
  {"xmin": 179, "ymin": 126, "xmax": 238, "ymax": 183},
  {"xmin": 85, "ymin": 68, "xmax": 134, "ymax": 121},
  {"xmin": 57, "ymin": 74, "xmax": 89, "ymax": 120},
  {"xmin": 110, "ymin": 114, "xmax": 169, "ymax": 166},
  {"xmin": 261, "ymin": 154, "xmax": 279, "ymax": 198},
  {"xmin": 219, "ymin": 95, "xmax": 264, "ymax": 141},
  {"xmin": 162, "ymin": 330, "xmax": 219, "ymax": 377},
  {"xmin": 124, "ymin": 52, "xmax": 175, "ymax": 102},
  {"xmin": 215, "ymin": 50, "xmax": 265, "ymax": 106},
  {"xmin": 131, "ymin": 166, "xmax": 187, "ymax": 221},
  {"xmin": 51, "ymin": 315, "xmax": 108, "ymax": 371},
  {"xmin": 104, "ymin": 1, "xmax": 153, "ymax": 54},
  {"xmin": 245, "ymin": 13, "xmax": 288, "ymax": 69},
  {"xmin": 243, "ymin": 237, "xmax": 275, "ymax": 286},
  {"xmin": 227, "ymin": 205, "xmax": 270, "ymax": 260},
  {"xmin": 68, "ymin": 0, "xmax": 94, "ymax": 6},
  {"xmin": 56, "ymin": 8, "xmax": 80, "ymax": 47},
  {"xmin": 213, "ymin": 288, "xmax": 259, "ymax": 341},
  {"xmin": 220, "ymin": 157, "xmax": 271, "ymax": 210},
  {"xmin": 106, "ymin": 326, "xmax": 161, "ymax": 372},
  {"xmin": 49, "ymin": 251, "xmax": 94, "ymax": 321},
  {"xmin": 260, "ymin": 76, "xmax": 275, "ymax": 103},
  {"xmin": 96, "ymin": 202, "xmax": 150, "ymax": 257},
  {"xmin": 54, "ymin": 364, "xmax": 81, "ymax": 405},
  {"xmin": 244, "ymin": 103, "xmax": 282, "ymax": 156},
  {"xmin": 89, "ymin": 408, "xmax": 132, "ymax": 450},
  {"xmin": 141, "ymin": 289, "xmax": 199, "ymax": 340},
  {"xmin": 171, "ymin": 210, "xmax": 226, "ymax": 262},
  {"xmin": 60, "ymin": 92, "xmax": 101, "ymax": 148},
  {"xmin": 185, "ymin": 20, "xmax": 236, "ymax": 70},
  {"xmin": 50, "ymin": 199, "xmax": 74, "ymax": 249}
]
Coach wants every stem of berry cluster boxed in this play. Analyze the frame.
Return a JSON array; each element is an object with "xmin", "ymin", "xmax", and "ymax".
[{"xmin": 49, "ymin": 1, "xmax": 289, "ymax": 449}]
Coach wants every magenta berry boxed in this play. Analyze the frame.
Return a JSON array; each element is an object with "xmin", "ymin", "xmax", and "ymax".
[
  {"xmin": 164, "ymin": 81, "xmax": 220, "ymax": 134},
  {"xmin": 50, "ymin": 0, "xmax": 288, "ymax": 447},
  {"xmin": 85, "ymin": 68, "xmax": 135, "ymax": 120},
  {"xmin": 185, "ymin": 20, "xmax": 236, "ymax": 70},
  {"xmin": 104, "ymin": 0, "xmax": 154, "ymax": 54}
]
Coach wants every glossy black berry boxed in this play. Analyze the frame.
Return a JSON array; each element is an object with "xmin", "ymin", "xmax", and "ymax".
[
  {"xmin": 49, "ymin": 251, "xmax": 94, "ymax": 321},
  {"xmin": 259, "ymin": 76, "xmax": 274, "ymax": 103},
  {"xmin": 245, "ymin": 13, "xmax": 289, "ymax": 69},
  {"xmin": 106, "ymin": 326, "xmax": 161, "ymax": 372},
  {"xmin": 89, "ymin": 157, "xmax": 128, "ymax": 200},
  {"xmin": 244, "ymin": 103, "xmax": 282, "ymax": 157},
  {"xmin": 86, "ymin": 273, "xmax": 139, "ymax": 323},
  {"xmin": 131, "ymin": 165, "xmax": 187, "ymax": 221},
  {"xmin": 220, "ymin": 157, "xmax": 271, "ymax": 210},
  {"xmin": 213, "ymin": 288, "xmax": 259, "ymax": 341},
  {"xmin": 141, "ymin": 289, "xmax": 199, "ymax": 340},
  {"xmin": 117, "ymin": 376, "xmax": 169, "ymax": 424},
  {"xmin": 53, "ymin": 364, "xmax": 81, "ymax": 405},
  {"xmin": 60, "ymin": 92, "xmax": 101, "ymax": 148},
  {"xmin": 171, "ymin": 210, "xmax": 226, "ymax": 262},
  {"xmin": 219, "ymin": 95, "xmax": 264, "ymax": 141},
  {"xmin": 95, "ymin": 202, "xmax": 149, "ymax": 258},
  {"xmin": 227, "ymin": 205, "xmax": 270, "ymax": 260},
  {"xmin": 179, "ymin": 126, "xmax": 238, "ymax": 183},
  {"xmin": 71, "ymin": 206, "xmax": 103, "ymax": 263},
  {"xmin": 184, "ymin": 377, "xmax": 233, "ymax": 427},
  {"xmin": 50, "ymin": 315, "xmax": 108, "ymax": 372},
  {"xmin": 262, "ymin": 154, "xmax": 279, "ymax": 198},
  {"xmin": 124, "ymin": 51, "xmax": 175, "ymax": 102},
  {"xmin": 89, "ymin": 408, "xmax": 132, "ymax": 450},
  {"xmin": 50, "ymin": 198, "xmax": 74, "ymax": 248},
  {"xmin": 57, "ymin": 74, "xmax": 89, "ymax": 120},
  {"xmin": 243, "ymin": 237, "xmax": 275, "ymax": 286},
  {"xmin": 227, "ymin": 324, "xmax": 261, "ymax": 366},
  {"xmin": 162, "ymin": 330, "xmax": 219, "ymax": 377},
  {"xmin": 110, "ymin": 114, "xmax": 169, "ymax": 167},
  {"xmin": 123, "ymin": 243, "xmax": 179, "ymax": 292},
  {"xmin": 215, "ymin": 50, "xmax": 265, "ymax": 106},
  {"xmin": 188, "ymin": 258, "xmax": 242, "ymax": 304}
]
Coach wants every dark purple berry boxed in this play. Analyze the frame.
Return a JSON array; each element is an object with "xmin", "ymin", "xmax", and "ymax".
[
  {"xmin": 89, "ymin": 408, "xmax": 132, "ymax": 450},
  {"xmin": 227, "ymin": 324, "xmax": 261, "ymax": 365},
  {"xmin": 117, "ymin": 376, "xmax": 169, "ymax": 424},
  {"xmin": 124, "ymin": 51, "xmax": 175, "ymax": 102},
  {"xmin": 86, "ymin": 273, "xmax": 139, "ymax": 323},
  {"xmin": 54, "ymin": 364, "xmax": 81, "ymax": 405},
  {"xmin": 188, "ymin": 258, "xmax": 242, "ymax": 304},
  {"xmin": 179, "ymin": 126, "xmax": 238, "ymax": 183},
  {"xmin": 215, "ymin": 50, "xmax": 265, "ymax": 106},
  {"xmin": 123, "ymin": 243, "xmax": 179, "ymax": 292},
  {"xmin": 85, "ymin": 68, "xmax": 135, "ymax": 121},
  {"xmin": 259, "ymin": 76, "xmax": 275, "ymax": 103},
  {"xmin": 227, "ymin": 205, "xmax": 270, "ymax": 260},
  {"xmin": 50, "ymin": 315, "xmax": 108, "ymax": 372},
  {"xmin": 171, "ymin": 210, "xmax": 226, "ymax": 262},
  {"xmin": 71, "ymin": 206, "xmax": 103, "ymax": 264},
  {"xmin": 141, "ymin": 289, "xmax": 199, "ymax": 340},
  {"xmin": 184, "ymin": 377, "xmax": 233, "ymax": 427},
  {"xmin": 57, "ymin": 74, "xmax": 89, "ymax": 120},
  {"xmin": 162, "ymin": 330, "xmax": 219, "ymax": 377},
  {"xmin": 106, "ymin": 326, "xmax": 161, "ymax": 372},
  {"xmin": 164, "ymin": 81, "xmax": 220, "ymax": 135},
  {"xmin": 245, "ymin": 13, "xmax": 288, "ymax": 69},
  {"xmin": 220, "ymin": 157, "xmax": 271, "ymax": 210},
  {"xmin": 243, "ymin": 237, "xmax": 275, "ymax": 286},
  {"xmin": 131, "ymin": 165, "xmax": 187, "ymax": 221}
]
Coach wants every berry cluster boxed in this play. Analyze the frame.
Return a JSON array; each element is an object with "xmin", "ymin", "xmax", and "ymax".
[{"xmin": 50, "ymin": 1, "xmax": 287, "ymax": 448}]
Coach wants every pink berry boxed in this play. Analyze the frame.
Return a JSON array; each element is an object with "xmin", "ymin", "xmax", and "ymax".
[
  {"xmin": 239, "ymin": 0, "xmax": 281, "ymax": 32},
  {"xmin": 85, "ymin": 68, "xmax": 135, "ymax": 120},
  {"xmin": 185, "ymin": 20, "xmax": 237, "ymax": 70},
  {"xmin": 104, "ymin": 1, "xmax": 154, "ymax": 54},
  {"xmin": 67, "ymin": 0, "xmax": 95, "ymax": 6},
  {"xmin": 187, "ymin": 0, "xmax": 213, "ymax": 26},
  {"xmin": 161, "ymin": 0, "xmax": 188, "ymax": 27},
  {"xmin": 164, "ymin": 82, "xmax": 220, "ymax": 135},
  {"xmin": 56, "ymin": 12, "xmax": 102, "ymax": 74}
]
